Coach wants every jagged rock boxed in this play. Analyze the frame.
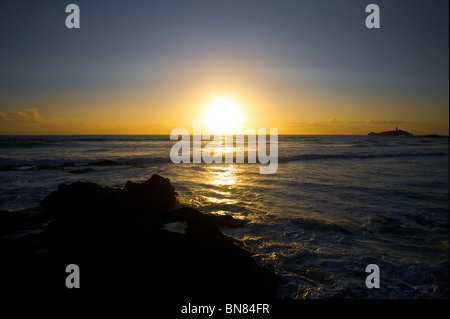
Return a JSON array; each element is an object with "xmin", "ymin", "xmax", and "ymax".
[
  {"xmin": 206, "ymin": 213, "xmax": 248, "ymax": 228},
  {"xmin": 39, "ymin": 181, "xmax": 119, "ymax": 219},
  {"xmin": 1, "ymin": 175, "xmax": 277, "ymax": 300},
  {"xmin": 120, "ymin": 174, "xmax": 177, "ymax": 213}
]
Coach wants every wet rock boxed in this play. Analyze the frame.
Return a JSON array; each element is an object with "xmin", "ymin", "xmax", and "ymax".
[
  {"xmin": 39, "ymin": 181, "xmax": 119, "ymax": 219},
  {"xmin": 120, "ymin": 174, "xmax": 177, "ymax": 213},
  {"xmin": 206, "ymin": 213, "xmax": 248, "ymax": 228},
  {"xmin": 1, "ymin": 175, "xmax": 277, "ymax": 299}
]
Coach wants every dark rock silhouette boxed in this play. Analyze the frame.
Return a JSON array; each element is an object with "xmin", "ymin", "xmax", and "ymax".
[
  {"xmin": 368, "ymin": 129, "xmax": 413, "ymax": 136},
  {"xmin": 0, "ymin": 175, "xmax": 277, "ymax": 300}
]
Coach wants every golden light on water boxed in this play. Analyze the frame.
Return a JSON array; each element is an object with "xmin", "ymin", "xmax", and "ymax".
[
  {"xmin": 202, "ymin": 98, "xmax": 245, "ymax": 135},
  {"xmin": 202, "ymin": 196, "xmax": 237, "ymax": 205},
  {"xmin": 208, "ymin": 165, "xmax": 237, "ymax": 187}
]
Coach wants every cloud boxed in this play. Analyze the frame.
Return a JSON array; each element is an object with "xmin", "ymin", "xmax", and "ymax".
[
  {"xmin": 366, "ymin": 119, "xmax": 404, "ymax": 125},
  {"xmin": 0, "ymin": 107, "xmax": 44, "ymax": 123}
]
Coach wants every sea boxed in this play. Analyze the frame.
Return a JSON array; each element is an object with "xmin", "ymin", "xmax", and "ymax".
[{"xmin": 0, "ymin": 134, "xmax": 448, "ymax": 298}]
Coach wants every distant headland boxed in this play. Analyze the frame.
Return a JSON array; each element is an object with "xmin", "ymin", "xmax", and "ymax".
[
  {"xmin": 368, "ymin": 127, "xmax": 413, "ymax": 136},
  {"xmin": 368, "ymin": 127, "xmax": 446, "ymax": 137}
]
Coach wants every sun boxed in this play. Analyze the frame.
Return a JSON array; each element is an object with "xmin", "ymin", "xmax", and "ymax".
[{"xmin": 202, "ymin": 98, "xmax": 245, "ymax": 135}]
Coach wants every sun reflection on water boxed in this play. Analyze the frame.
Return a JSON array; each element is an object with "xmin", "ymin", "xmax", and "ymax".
[
  {"xmin": 200, "ymin": 165, "xmax": 244, "ymax": 217},
  {"xmin": 208, "ymin": 165, "xmax": 237, "ymax": 187},
  {"xmin": 202, "ymin": 196, "xmax": 237, "ymax": 205}
]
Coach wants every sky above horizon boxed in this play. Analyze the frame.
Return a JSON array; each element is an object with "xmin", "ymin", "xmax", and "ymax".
[{"xmin": 0, "ymin": 0, "xmax": 449, "ymax": 135}]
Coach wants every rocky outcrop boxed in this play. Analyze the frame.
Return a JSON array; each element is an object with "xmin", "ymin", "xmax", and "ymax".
[
  {"xmin": 0, "ymin": 175, "xmax": 277, "ymax": 299},
  {"xmin": 368, "ymin": 129, "xmax": 413, "ymax": 136}
]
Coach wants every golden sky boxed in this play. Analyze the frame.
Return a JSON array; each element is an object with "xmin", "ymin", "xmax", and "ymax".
[{"xmin": 0, "ymin": 1, "xmax": 448, "ymax": 135}]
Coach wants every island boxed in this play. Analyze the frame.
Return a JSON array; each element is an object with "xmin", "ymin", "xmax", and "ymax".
[{"xmin": 368, "ymin": 127, "xmax": 413, "ymax": 136}]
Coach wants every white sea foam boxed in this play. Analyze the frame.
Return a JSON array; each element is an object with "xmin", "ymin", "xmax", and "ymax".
[{"xmin": 162, "ymin": 221, "xmax": 188, "ymax": 234}]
